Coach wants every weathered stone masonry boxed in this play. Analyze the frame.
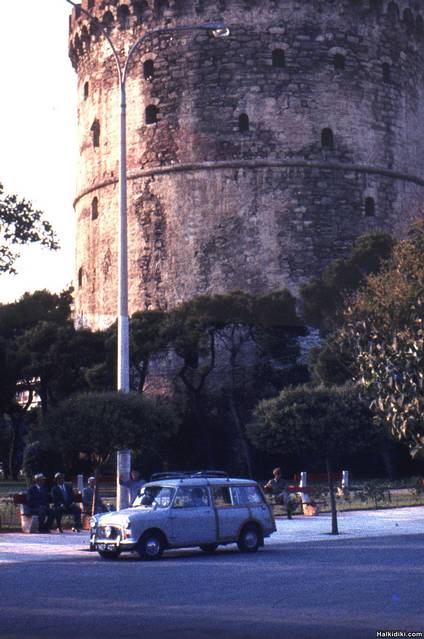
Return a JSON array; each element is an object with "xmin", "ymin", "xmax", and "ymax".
[{"xmin": 69, "ymin": 0, "xmax": 424, "ymax": 329}]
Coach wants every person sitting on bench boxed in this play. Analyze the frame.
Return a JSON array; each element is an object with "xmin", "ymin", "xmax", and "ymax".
[
  {"xmin": 51, "ymin": 472, "xmax": 82, "ymax": 532},
  {"xmin": 27, "ymin": 473, "xmax": 54, "ymax": 533},
  {"xmin": 82, "ymin": 477, "xmax": 108, "ymax": 515},
  {"xmin": 264, "ymin": 467, "xmax": 294, "ymax": 520}
]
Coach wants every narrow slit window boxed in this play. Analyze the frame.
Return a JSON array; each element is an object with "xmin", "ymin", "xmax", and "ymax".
[
  {"xmin": 272, "ymin": 49, "xmax": 285, "ymax": 68},
  {"xmin": 117, "ymin": 4, "xmax": 130, "ymax": 28},
  {"xmin": 78, "ymin": 267, "xmax": 83, "ymax": 288},
  {"xmin": 321, "ymin": 127, "xmax": 334, "ymax": 149},
  {"xmin": 239, "ymin": 113, "xmax": 249, "ymax": 133},
  {"xmin": 145, "ymin": 104, "xmax": 158, "ymax": 125},
  {"xmin": 365, "ymin": 197, "xmax": 375, "ymax": 217},
  {"xmin": 382, "ymin": 62, "xmax": 391, "ymax": 83},
  {"xmin": 91, "ymin": 119, "xmax": 100, "ymax": 147},
  {"xmin": 91, "ymin": 197, "xmax": 99, "ymax": 220},
  {"xmin": 143, "ymin": 59, "xmax": 154, "ymax": 81},
  {"xmin": 333, "ymin": 54, "xmax": 345, "ymax": 71},
  {"xmin": 102, "ymin": 11, "xmax": 114, "ymax": 28},
  {"xmin": 84, "ymin": 81, "xmax": 89, "ymax": 100}
]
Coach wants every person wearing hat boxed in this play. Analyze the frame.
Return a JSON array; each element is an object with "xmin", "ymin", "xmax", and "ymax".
[
  {"xmin": 27, "ymin": 473, "xmax": 54, "ymax": 533},
  {"xmin": 81, "ymin": 477, "xmax": 108, "ymax": 516},
  {"xmin": 51, "ymin": 472, "xmax": 82, "ymax": 532}
]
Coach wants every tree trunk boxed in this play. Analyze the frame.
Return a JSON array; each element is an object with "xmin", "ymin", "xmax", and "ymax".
[
  {"xmin": 326, "ymin": 457, "xmax": 339, "ymax": 535},
  {"xmin": 228, "ymin": 395, "xmax": 254, "ymax": 478},
  {"xmin": 8, "ymin": 415, "xmax": 21, "ymax": 481},
  {"xmin": 92, "ymin": 467, "xmax": 99, "ymax": 516},
  {"xmin": 380, "ymin": 444, "xmax": 396, "ymax": 480},
  {"xmin": 193, "ymin": 392, "xmax": 214, "ymax": 469}
]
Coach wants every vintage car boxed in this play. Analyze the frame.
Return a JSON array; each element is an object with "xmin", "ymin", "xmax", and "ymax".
[{"xmin": 90, "ymin": 471, "xmax": 276, "ymax": 560}]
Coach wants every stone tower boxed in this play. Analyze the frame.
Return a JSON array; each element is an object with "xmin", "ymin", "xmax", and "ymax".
[{"xmin": 69, "ymin": 0, "xmax": 424, "ymax": 330}]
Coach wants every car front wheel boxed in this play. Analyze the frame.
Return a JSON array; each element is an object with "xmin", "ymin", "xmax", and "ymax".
[
  {"xmin": 237, "ymin": 524, "xmax": 261, "ymax": 553},
  {"xmin": 137, "ymin": 532, "xmax": 164, "ymax": 560}
]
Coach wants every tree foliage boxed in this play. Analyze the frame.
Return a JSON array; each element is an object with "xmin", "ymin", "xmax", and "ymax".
[
  {"xmin": 0, "ymin": 183, "xmax": 58, "ymax": 274},
  {"xmin": 40, "ymin": 392, "xmax": 179, "ymax": 469},
  {"xmin": 339, "ymin": 221, "xmax": 424, "ymax": 459},
  {"xmin": 300, "ymin": 232, "xmax": 394, "ymax": 332},
  {"xmin": 248, "ymin": 384, "xmax": 386, "ymax": 533}
]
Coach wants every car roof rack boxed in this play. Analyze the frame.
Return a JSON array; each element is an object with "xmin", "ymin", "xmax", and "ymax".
[{"xmin": 150, "ymin": 470, "xmax": 229, "ymax": 481}]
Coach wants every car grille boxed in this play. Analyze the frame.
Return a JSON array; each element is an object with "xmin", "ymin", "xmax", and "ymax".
[{"xmin": 97, "ymin": 525, "xmax": 121, "ymax": 540}]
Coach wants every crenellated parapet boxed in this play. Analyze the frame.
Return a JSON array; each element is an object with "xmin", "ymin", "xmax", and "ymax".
[{"xmin": 69, "ymin": 1, "xmax": 424, "ymax": 69}]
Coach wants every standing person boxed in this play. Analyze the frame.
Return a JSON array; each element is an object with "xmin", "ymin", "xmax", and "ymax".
[
  {"xmin": 264, "ymin": 467, "xmax": 294, "ymax": 519},
  {"xmin": 119, "ymin": 469, "xmax": 146, "ymax": 505},
  {"xmin": 51, "ymin": 472, "xmax": 82, "ymax": 532},
  {"xmin": 27, "ymin": 473, "xmax": 54, "ymax": 533},
  {"xmin": 82, "ymin": 477, "xmax": 108, "ymax": 515}
]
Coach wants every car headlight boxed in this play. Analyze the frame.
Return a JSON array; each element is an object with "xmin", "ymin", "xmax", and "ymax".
[
  {"xmin": 90, "ymin": 518, "xmax": 97, "ymax": 529},
  {"xmin": 105, "ymin": 525, "xmax": 112, "ymax": 539}
]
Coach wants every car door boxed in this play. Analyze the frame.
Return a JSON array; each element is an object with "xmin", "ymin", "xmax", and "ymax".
[
  {"xmin": 212, "ymin": 485, "xmax": 249, "ymax": 541},
  {"xmin": 232, "ymin": 485, "xmax": 274, "ymax": 534},
  {"xmin": 169, "ymin": 486, "xmax": 216, "ymax": 546}
]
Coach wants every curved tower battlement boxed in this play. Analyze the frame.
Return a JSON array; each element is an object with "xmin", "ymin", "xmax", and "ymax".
[{"xmin": 69, "ymin": 0, "xmax": 424, "ymax": 329}]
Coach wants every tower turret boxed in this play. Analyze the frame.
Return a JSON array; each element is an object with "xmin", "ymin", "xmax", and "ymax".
[{"xmin": 69, "ymin": 0, "xmax": 424, "ymax": 329}]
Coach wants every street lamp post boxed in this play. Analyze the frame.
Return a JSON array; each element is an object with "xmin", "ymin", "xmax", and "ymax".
[{"xmin": 66, "ymin": 0, "xmax": 229, "ymax": 392}]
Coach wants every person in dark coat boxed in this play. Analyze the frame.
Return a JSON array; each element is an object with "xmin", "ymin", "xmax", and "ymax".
[
  {"xmin": 82, "ymin": 477, "xmax": 108, "ymax": 515},
  {"xmin": 27, "ymin": 473, "xmax": 54, "ymax": 533},
  {"xmin": 51, "ymin": 472, "xmax": 82, "ymax": 532}
]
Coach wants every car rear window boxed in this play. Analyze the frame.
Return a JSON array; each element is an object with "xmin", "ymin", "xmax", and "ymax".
[
  {"xmin": 212, "ymin": 486, "xmax": 233, "ymax": 507},
  {"xmin": 231, "ymin": 485, "xmax": 265, "ymax": 506},
  {"xmin": 173, "ymin": 486, "xmax": 210, "ymax": 508}
]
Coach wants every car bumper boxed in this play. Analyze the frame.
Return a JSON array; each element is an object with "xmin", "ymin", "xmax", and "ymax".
[{"xmin": 91, "ymin": 533, "xmax": 137, "ymax": 552}]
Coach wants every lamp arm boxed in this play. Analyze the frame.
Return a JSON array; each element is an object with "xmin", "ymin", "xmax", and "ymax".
[{"xmin": 65, "ymin": 0, "xmax": 123, "ymax": 84}]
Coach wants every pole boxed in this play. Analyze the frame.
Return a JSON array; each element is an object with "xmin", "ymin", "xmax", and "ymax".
[
  {"xmin": 117, "ymin": 81, "xmax": 130, "ymax": 392},
  {"xmin": 117, "ymin": 449, "xmax": 131, "ymax": 510}
]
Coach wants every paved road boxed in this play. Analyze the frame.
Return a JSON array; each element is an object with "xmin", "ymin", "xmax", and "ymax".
[{"xmin": 0, "ymin": 535, "xmax": 423, "ymax": 639}]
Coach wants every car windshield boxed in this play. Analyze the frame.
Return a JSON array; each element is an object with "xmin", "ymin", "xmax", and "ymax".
[{"xmin": 132, "ymin": 485, "xmax": 174, "ymax": 508}]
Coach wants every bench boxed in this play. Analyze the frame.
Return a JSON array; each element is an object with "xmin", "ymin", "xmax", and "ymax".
[
  {"xmin": 265, "ymin": 485, "xmax": 322, "ymax": 517},
  {"xmin": 265, "ymin": 470, "xmax": 350, "ymax": 517},
  {"xmin": 291, "ymin": 471, "xmax": 350, "ymax": 515},
  {"xmin": 13, "ymin": 492, "xmax": 89, "ymax": 533}
]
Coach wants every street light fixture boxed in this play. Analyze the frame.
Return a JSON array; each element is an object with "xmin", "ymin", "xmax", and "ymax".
[{"xmin": 65, "ymin": 1, "xmax": 229, "ymax": 393}]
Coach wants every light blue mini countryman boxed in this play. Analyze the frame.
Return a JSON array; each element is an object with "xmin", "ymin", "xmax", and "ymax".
[{"xmin": 90, "ymin": 471, "xmax": 276, "ymax": 560}]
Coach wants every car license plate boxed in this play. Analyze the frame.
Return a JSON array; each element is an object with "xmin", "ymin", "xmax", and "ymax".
[{"xmin": 97, "ymin": 543, "xmax": 115, "ymax": 551}]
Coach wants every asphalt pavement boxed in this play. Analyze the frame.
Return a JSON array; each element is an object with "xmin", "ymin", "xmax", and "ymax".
[{"xmin": 1, "ymin": 505, "xmax": 423, "ymax": 563}]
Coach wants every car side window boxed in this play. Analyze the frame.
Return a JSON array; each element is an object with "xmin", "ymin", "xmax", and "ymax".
[
  {"xmin": 232, "ymin": 485, "xmax": 265, "ymax": 506},
  {"xmin": 212, "ymin": 486, "xmax": 233, "ymax": 507},
  {"xmin": 173, "ymin": 486, "xmax": 210, "ymax": 508}
]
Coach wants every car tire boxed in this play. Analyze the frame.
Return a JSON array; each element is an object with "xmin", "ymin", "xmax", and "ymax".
[
  {"xmin": 137, "ymin": 532, "xmax": 164, "ymax": 560},
  {"xmin": 237, "ymin": 524, "xmax": 261, "ymax": 553},
  {"xmin": 97, "ymin": 548, "xmax": 121, "ymax": 560},
  {"xmin": 199, "ymin": 543, "xmax": 218, "ymax": 553}
]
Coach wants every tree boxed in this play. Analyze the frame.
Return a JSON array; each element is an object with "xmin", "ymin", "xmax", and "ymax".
[
  {"xmin": 0, "ymin": 183, "xmax": 58, "ymax": 274},
  {"xmin": 159, "ymin": 291, "xmax": 306, "ymax": 474},
  {"xmin": 40, "ymin": 392, "xmax": 179, "ymax": 472},
  {"xmin": 300, "ymin": 232, "xmax": 394, "ymax": 332},
  {"xmin": 248, "ymin": 384, "xmax": 385, "ymax": 534},
  {"xmin": 0, "ymin": 289, "xmax": 112, "ymax": 476},
  {"xmin": 339, "ymin": 220, "xmax": 424, "ymax": 459},
  {"xmin": 301, "ymin": 232, "xmax": 395, "ymax": 388}
]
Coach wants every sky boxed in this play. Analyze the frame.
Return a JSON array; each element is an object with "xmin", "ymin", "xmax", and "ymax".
[{"xmin": 0, "ymin": 1, "xmax": 77, "ymax": 304}]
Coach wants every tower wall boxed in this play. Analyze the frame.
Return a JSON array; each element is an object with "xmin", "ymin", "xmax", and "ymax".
[{"xmin": 69, "ymin": 0, "xmax": 424, "ymax": 328}]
